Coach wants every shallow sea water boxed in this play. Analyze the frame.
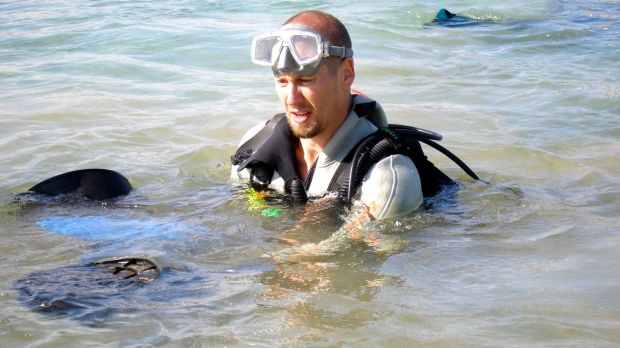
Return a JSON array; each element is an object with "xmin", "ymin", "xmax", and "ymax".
[{"xmin": 1, "ymin": 0, "xmax": 619, "ymax": 347}]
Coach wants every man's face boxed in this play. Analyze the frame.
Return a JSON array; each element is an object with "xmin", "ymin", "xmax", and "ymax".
[{"xmin": 275, "ymin": 60, "xmax": 346, "ymax": 141}]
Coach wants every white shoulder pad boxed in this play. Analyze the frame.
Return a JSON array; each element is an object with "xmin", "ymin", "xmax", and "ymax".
[{"xmin": 359, "ymin": 154, "xmax": 423, "ymax": 219}]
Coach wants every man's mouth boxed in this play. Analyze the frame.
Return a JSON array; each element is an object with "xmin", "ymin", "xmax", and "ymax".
[{"xmin": 290, "ymin": 110, "xmax": 312, "ymax": 124}]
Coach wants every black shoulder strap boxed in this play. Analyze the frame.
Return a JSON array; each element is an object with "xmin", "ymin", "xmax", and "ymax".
[
  {"xmin": 324, "ymin": 96, "xmax": 383, "ymax": 194},
  {"xmin": 328, "ymin": 127, "xmax": 458, "ymax": 201},
  {"xmin": 326, "ymin": 146, "xmax": 356, "ymax": 196}
]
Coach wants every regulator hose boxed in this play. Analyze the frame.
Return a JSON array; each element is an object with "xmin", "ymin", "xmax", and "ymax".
[
  {"xmin": 343, "ymin": 125, "xmax": 481, "ymax": 202},
  {"xmin": 345, "ymin": 132, "xmax": 398, "ymax": 202}
]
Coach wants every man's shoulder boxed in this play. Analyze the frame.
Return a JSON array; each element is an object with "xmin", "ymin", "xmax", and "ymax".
[
  {"xmin": 237, "ymin": 119, "xmax": 269, "ymax": 148},
  {"xmin": 366, "ymin": 154, "xmax": 419, "ymax": 177},
  {"xmin": 360, "ymin": 154, "xmax": 423, "ymax": 218},
  {"xmin": 237, "ymin": 114, "xmax": 287, "ymax": 148}
]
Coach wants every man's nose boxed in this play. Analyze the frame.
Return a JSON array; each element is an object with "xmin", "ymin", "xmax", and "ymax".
[{"xmin": 287, "ymin": 83, "xmax": 303, "ymax": 105}]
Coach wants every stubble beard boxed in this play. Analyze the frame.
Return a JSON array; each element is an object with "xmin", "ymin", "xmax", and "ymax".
[{"xmin": 287, "ymin": 115, "xmax": 323, "ymax": 139}]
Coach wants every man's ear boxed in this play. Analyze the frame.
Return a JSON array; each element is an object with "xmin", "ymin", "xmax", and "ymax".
[{"xmin": 342, "ymin": 57, "xmax": 355, "ymax": 88}]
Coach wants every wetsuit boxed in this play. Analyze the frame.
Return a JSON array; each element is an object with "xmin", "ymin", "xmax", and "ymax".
[{"xmin": 231, "ymin": 96, "xmax": 423, "ymax": 219}]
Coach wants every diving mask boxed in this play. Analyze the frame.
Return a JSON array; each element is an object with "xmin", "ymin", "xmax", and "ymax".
[{"xmin": 251, "ymin": 25, "xmax": 353, "ymax": 77}]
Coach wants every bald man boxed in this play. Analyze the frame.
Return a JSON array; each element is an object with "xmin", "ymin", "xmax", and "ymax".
[{"xmin": 231, "ymin": 11, "xmax": 427, "ymax": 220}]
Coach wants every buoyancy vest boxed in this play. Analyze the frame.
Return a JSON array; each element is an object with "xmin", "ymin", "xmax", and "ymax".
[
  {"xmin": 231, "ymin": 113, "xmax": 298, "ymax": 190},
  {"xmin": 230, "ymin": 95, "xmax": 479, "ymax": 203},
  {"xmin": 327, "ymin": 127, "xmax": 453, "ymax": 201}
]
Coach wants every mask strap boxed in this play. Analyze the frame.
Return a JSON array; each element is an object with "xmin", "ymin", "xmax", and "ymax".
[{"xmin": 326, "ymin": 45, "xmax": 353, "ymax": 58}]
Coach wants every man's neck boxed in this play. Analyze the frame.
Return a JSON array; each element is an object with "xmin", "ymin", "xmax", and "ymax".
[
  {"xmin": 295, "ymin": 117, "xmax": 351, "ymax": 181},
  {"xmin": 300, "ymin": 138, "xmax": 322, "ymax": 164},
  {"xmin": 294, "ymin": 138, "xmax": 319, "ymax": 182},
  {"xmin": 295, "ymin": 95, "xmax": 353, "ymax": 181}
]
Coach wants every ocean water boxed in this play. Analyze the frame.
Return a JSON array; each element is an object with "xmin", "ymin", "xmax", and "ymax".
[{"xmin": 1, "ymin": 0, "xmax": 619, "ymax": 346}]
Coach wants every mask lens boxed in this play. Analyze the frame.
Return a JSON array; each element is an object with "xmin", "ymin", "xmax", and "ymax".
[
  {"xmin": 253, "ymin": 36, "xmax": 282, "ymax": 65},
  {"xmin": 290, "ymin": 34, "xmax": 320, "ymax": 65}
]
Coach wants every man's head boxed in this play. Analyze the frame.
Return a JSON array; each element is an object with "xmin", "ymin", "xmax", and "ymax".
[
  {"xmin": 281, "ymin": 11, "xmax": 352, "ymax": 76},
  {"xmin": 252, "ymin": 11, "xmax": 356, "ymax": 143}
]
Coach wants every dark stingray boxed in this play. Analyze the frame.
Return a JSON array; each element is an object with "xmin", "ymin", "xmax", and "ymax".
[
  {"xmin": 14, "ymin": 258, "xmax": 159, "ymax": 322},
  {"xmin": 431, "ymin": 8, "xmax": 496, "ymax": 27},
  {"xmin": 28, "ymin": 169, "xmax": 132, "ymax": 200}
]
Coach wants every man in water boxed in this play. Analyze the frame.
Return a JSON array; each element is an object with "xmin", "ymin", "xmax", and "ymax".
[{"xmin": 231, "ymin": 10, "xmax": 424, "ymax": 220}]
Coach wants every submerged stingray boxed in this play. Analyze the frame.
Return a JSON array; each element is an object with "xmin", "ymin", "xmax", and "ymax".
[
  {"xmin": 14, "ymin": 258, "xmax": 159, "ymax": 320},
  {"xmin": 11, "ymin": 170, "xmax": 168, "ymax": 321},
  {"xmin": 12, "ymin": 256, "xmax": 249, "ymax": 324}
]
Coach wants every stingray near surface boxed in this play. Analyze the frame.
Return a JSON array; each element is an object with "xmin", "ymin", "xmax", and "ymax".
[
  {"xmin": 431, "ymin": 8, "xmax": 496, "ymax": 27},
  {"xmin": 12, "ymin": 169, "xmax": 190, "ymax": 323},
  {"xmin": 17, "ymin": 169, "xmax": 195, "ymax": 241},
  {"xmin": 28, "ymin": 168, "xmax": 132, "ymax": 200},
  {"xmin": 14, "ymin": 258, "xmax": 160, "ymax": 322},
  {"xmin": 13, "ymin": 257, "xmax": 270, "ymax": 324}
]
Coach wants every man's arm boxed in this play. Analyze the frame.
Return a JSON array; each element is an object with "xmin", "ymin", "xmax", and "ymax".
[{"xmin": 266, "ymin": 154, "xmax": 422, "ymax": 262}]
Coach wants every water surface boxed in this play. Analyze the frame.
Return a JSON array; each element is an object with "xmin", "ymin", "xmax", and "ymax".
[{"xmin": 1, "ymin": 0, "xmax": 619, "ymax": 346}]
